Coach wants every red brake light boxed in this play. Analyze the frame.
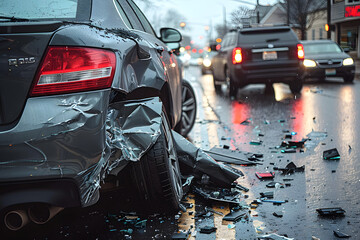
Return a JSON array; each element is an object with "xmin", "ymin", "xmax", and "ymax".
[
  {"xmin": 232, "ymin": 47, "xmax": 243, "ymax": 64},
  {"xmin": 297, "ymin": 44, "xmax": 304, "ymax": 60},
  {"xmin": 30, "ymin": 47, "xmax": 116, "ymax": 96}
]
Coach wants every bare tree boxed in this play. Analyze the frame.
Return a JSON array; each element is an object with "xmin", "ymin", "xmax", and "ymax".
[
  {"xmin": 283, "ymin": 0, "xmax": 326, "ymax": 40},
  {"xmin": 163, "ymin": 9, "xmax": 186, "ymax": 29},
  {"xmin": 230, "ymin": 6, "xmax": 250, "ymax": 26}
]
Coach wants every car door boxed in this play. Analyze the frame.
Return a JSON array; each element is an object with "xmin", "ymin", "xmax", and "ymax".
[{"xmin": 119, "ymin": 0, "xmax": 182, "ymax": 125}]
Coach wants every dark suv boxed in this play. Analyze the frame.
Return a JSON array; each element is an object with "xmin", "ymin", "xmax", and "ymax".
[{"xmin": 212, "ymin": 26, "xmax": 305, "ymax": 96}]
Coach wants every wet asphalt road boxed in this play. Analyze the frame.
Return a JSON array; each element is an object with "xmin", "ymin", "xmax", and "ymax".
[
  {"xmin": 3, "ymin": 66, "xmax": 360, "ymax": 240},
  {"xmin": 185, "ymin": 66, "xmax": 360, "ymax": 239}
]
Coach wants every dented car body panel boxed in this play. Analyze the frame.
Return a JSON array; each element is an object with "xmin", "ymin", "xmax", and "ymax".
[{"xmin": 0, "ymin": 0, "xmax": 182, "ymax": 211}]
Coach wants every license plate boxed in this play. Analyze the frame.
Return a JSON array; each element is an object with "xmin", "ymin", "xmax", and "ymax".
[
  {"xmin": 262, "ymin": 51, "xmax": 277, "ymax": 60},
  {"xmin": 325, "ymin": 69, "xmax": 336, "ymax": 75}
]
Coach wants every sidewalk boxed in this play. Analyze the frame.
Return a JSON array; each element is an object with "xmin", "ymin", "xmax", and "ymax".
[{"xmin": 355, "ymin": 59, "xmax": 360, "ymax": 79}]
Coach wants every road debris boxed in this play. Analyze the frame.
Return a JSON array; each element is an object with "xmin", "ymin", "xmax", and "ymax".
[
  {"xmin": 199, "ymin": 226, "xmax": 217, "ymax": 234},
  {"xmin": 316, "ymin": 207, "xmax": 346, "ymax": 216},
  {"xmin": 273, "ymin": 211, "xmax": 283, "ymax": 218},
  {"xmin": 258, "ymin": 233, "xmax": 294, "ymax": 240},
  {"xmin": 256, "ymin": 172, "xmax": 275, "ymax": 180},
  {"xmin": 333, "ymin": 230, "xmax": 351, "ymax": 238},
  {"xmin": 323, "ymin": 148, "xmax": 340, "ymax": 160},
  {"xmin": 222, "ymin": 210, "xmax": 247, "ymax": 222},
  {"xmin": 274, "ymin": 162, "xmax": 305, "ymax": 174}
]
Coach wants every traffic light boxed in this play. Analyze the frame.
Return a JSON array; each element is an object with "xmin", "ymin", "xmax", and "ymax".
[
  {"xmin": 180, "ymin": 22, "xmax": 186, "ymax": 29},
  {"xmin": 325, "ymin": 24, "xmax": 335, "ymax": 32}
]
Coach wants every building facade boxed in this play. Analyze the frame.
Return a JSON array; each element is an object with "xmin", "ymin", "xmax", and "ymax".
[{"xmin": 331, "ymin": 0, "xmax": 360, "ymax": 58}]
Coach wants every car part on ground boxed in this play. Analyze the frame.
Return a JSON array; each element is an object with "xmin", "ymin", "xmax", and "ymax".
[{"xmin": 211, "ymin": 26, "xmax": 304, "ymax": 95}]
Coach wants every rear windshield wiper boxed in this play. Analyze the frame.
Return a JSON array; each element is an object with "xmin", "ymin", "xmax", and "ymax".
[{"xmin": 0, "ymin": 16, "xmax": 35, "ymax": 22}]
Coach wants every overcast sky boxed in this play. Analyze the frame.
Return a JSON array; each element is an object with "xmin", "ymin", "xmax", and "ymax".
[{"xmin": 135, "ymin": 0, "xmax": 278, "ymax": 46}]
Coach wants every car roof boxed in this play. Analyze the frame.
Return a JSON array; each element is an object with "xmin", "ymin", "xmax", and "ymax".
[
  {"xmin": 301, "ymin": 40, "xmax": 335, "ymax": 44},
  {"xmin": 239, "ymin": 26, "xmax": 291, "ymax": 33}
]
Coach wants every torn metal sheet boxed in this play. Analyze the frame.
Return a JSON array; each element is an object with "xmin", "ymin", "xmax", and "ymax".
[
  {"xmin": 205, "ymin": 147, "xmax": 261, "ymax": 165},
  {"xmin": 172, "ymin": 132, "xmax": 241, "ymax": 187},
  {"xmin": 106, "ymin": 97, "xmax": 163, "ymax": 163}
]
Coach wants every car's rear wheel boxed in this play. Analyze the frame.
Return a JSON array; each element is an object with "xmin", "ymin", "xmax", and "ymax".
[
  {"xmin": 129, "ymin": 109, "xmax": 183, "ymax": 212},
  {"xmin": 289, "ymin": 78, "xmax": 303, "ymax": 94},
  {"xmin": 225, "ymin": 67, "xmax": 237, "ymax": 97},
  {"xmin": 344, "ymin": 75, "xmax": 354, "ymax": 83}
]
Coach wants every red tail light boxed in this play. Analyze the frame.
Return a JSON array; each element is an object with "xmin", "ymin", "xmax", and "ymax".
[
  {"xmin": 297, "ymin": 44, "xmax": 304, "ymax": 60},
  {"xmin": 30, "ymin": 47, "xmax": 116, "ymax": 96},
  {"xmin": 232, "ymin": 47, "xmax": 243, "ymax": 64}
]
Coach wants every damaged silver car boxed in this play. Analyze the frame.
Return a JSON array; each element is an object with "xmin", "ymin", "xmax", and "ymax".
[{"xmin": 0, "ymin": 0, "xmax": 191, "ymax": 231}]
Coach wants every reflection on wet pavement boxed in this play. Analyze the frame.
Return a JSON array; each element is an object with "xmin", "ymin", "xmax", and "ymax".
[{"xmin": 186, "ymin": 66, "xmax": 360, "ymax": 239}]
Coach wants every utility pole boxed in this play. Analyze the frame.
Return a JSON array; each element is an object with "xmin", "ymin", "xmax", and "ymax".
[
  {"xmin": 327, "ymin": 0, "xmax": 331, "ymax": 39},
  {"xmin": 287, "ymin": 0, "xmax": 290, "ymax": 25},
  {"xmin": 256, "ymin": 0, "xmax": 260, "ymax": 24},
  {"xmin": 223, "ymin": 6, "xmax": 227, "ymax": 34}
]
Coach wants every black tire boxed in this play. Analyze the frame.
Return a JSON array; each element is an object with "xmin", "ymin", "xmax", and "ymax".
[
  {"xmin": 344, "ymin": 75, "xmax": 354, "ymax": 83},
  {"xmin": 179, "ymin": 80, "xmax": 197, "ymax": 136},
  {"xmin": 289, "ymin": 78, "xmax": 303, "ymax": 94},
  {"xmin": 225, "ymin": 67, "xmax": 237, "ymax": 97},
  {"xmin": 129, "ymin": 109, "xmax": 183, "ymax": 212}
]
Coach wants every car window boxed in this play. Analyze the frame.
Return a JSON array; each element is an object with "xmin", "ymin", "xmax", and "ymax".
[
  {"xmin": 0, "ymin": 0, "xmax": 90, "ymax": 20},
  {"xmin": 239, "ymin": 29, "xmax": 298, "ymax": 44},
  {"xmin": 126, "ymin": 0, "xmax": 155, "ymax": 35},
  {"xmin": 117, "ymin": 0, "xmax": 145, "ymax": 31},
  {"xmin": 303, "ymin": 42, "xmax": 342, "ymax": 54},
  {"xmin": 114, "ymin": 0, "xmax": 133, "ymax": 28},
  {"xmin": 222, "ymin": 34, "xmax": 230, "ymax": 48}
]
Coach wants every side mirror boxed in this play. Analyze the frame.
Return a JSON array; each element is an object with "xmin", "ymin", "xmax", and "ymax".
[
  {"xmin": 160, "ymin": 28, "xmax": 182, "ymax": 43},
  {"xmin": 343, "ymin": 47, "xmax": 350, "ymax": 53}
]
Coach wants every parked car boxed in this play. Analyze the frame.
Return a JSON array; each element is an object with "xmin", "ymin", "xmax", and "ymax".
[
  {"xmin": 211, "ymin": 26, "xmax": 305, "ymax": 96},
  {"xmin": 301, "ymin": 40, "xmax": 355, "ymax": 82},
  {"xmin": 0, "ymin": 0, "xmax": 186, "ymax": 231}
]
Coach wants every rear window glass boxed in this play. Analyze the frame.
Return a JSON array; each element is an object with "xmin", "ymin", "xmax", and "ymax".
[
  {"xmin": 303, "ymin": 42, "xmax": 342, "ymax": 54},
  {"xmin": 0, "ymin": 0, "xmax": 81, "ymax": 20},
  {"xmin": 239, "ymin": 29, "xmax": 297, "ymax": 44}
]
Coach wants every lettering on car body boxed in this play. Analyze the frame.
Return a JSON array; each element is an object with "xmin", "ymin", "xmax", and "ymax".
[{"xmin": 8, "ymin": 57, "xmax": 35, "ymax": 66}]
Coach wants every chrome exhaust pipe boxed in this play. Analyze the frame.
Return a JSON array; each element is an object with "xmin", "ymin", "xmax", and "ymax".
[
  {"xmin": 4, "ymin": 210, "xmax": 29, "ymax": 231},
  {"xmin": 28, "ymin": 205, "xmax": 63, "ymax": 225}
]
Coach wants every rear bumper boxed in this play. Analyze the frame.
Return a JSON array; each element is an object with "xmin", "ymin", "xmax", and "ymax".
[
  {"xmin": 0, "ymin": 179, "xmax": 81, "ymax": 210},
  {"xmin": 0, "ymin": 90, "xmax": 111, "ymax": 208},
  {"xmin": 230, "ymin": 61, "xmax": 304, "ymax": 85},
  {"xmin": 303, "ymin": 65, "xmax": 355, "ymax": 79}
]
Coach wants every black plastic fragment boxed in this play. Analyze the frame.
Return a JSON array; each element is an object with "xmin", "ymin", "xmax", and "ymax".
[
  {"xmin": 222, "ymin": 210, "xmax": 246, "ymax": 222},
  {"xmin": 316, "ymin": 207, "xmax": 346, "ymax": 216},
  {"xmin": 273, "ymin": 211, "xmax": 283, "ymax": 218},
  {"xmin": 323, "ymin": 148, "xmax": 340, "ymax": 160},
  {"xmin": 172, "ymin": 231, "xmax": 189, "ymax": 239},
  {"xmin": 333, "ymin": 230, "xmax": 351, "ymax": 238},
  {"xmin": 199, "ymin": 226, "xmax": 217, "ymax": 234},
  {"xmin": 274, "ymin": 162, "xmax": 304, "ymax": 174},
  {"xmin": 260, "ymin": 192, "xmax": 274, "ymax": 198},
  {"xmin": 240, "ymin": 119, "xmax": 251, "ymax": 125}
]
